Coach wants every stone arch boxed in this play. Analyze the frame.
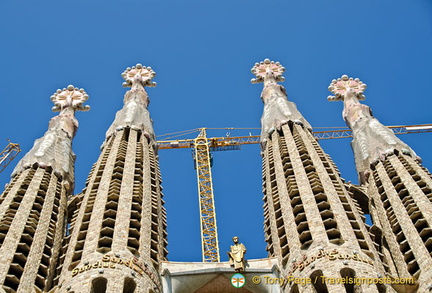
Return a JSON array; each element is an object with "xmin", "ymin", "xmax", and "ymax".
[
  {"xmin": 123, "ymin": 277, "xmax": 137, "ymax": 293},
  {"xmin": 91, "ymin": 277, "xmax": 107, "ymax": 293},
  {"xmin": 310, "ymin": 270, "xmax": 328, "ymax": 293}
]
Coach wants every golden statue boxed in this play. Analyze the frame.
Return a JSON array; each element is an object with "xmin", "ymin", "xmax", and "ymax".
[{"xmin": 227, "ymin": 236, "xmax": 246, "ymax": 272}]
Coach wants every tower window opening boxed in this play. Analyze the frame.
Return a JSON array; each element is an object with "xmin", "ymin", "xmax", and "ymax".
[
  {"xmin": 123, "ymin": 277, "xmax": 136, "ymax": 293},
  {"xmin": 340, "ymin": 268, "xmax": 356, "ymax": 293},
  {"xmin": 124, "ymin": 127, "xmax": 130, "ymax": 142},
  {"xmin": 290, "ymin": 284, "xmax": 299, "ymax": 293},
  {"xmin": 310, "ymin": 270, "xmax": 328, "ymax": 293},
  {"xmin": 91, "ymin": 277, "xmax": 107, "ymax": 293},
  {"xmin": 376, "ymin": 282, "xmax": 386, "ymax": 293}
]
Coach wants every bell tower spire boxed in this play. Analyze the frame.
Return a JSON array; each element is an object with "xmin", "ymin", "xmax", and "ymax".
[
  {"xmin": 328, "ymin": 75, "xmax": 417, "ymax": 185},
  {"xmin": 255, "ymin": 60, "xmax": 391, "ymax": 292},
  {"xmin": 329, "ymin": 75, "xmax": 431, "ymax": 291},
  {"xmin": 0, "ymin": 86, "xmax": 89, "ymax": 293},
  {"xmin": 105, "ymin": 64, "xmax": 157, "ymax": 142},
  {"xmin": 251, "ymin": 59, "xmax": 311, "ymax": 145},
  {"xmin": 57, "ymin": 64, "xmax": 166, "ymax": 293}
]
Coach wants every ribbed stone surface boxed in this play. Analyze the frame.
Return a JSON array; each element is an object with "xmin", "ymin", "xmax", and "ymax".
[
  {"xmin": 56, "ymin": 129, "xmax": 166, "ymax": 293},
  {"xmin": 261, "ymin": 123, "xmax": 393, "ymax": 293},
  {"xmin": 369, "ymin": 153, "xmax": 432, "ymax": 292}
]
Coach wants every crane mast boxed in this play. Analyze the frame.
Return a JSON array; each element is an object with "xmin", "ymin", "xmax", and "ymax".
[{"xmin": 193, "ymin": 128, "xmax": 220, "ymax": 262}]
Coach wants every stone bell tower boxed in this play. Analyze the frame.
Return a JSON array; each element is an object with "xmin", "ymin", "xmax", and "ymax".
[
  {"xmin": 328, "ymin": 75, "xmax": 432, "ymax": 292},
  {"xmin": 253, "ymin": 60, "xmax": 392, "ymax": 293},
  {"xmin": 56, "ymin": 64, "xmax": 167, "ymax": 293},
  {"xmin": 0, "ymin": 85, "xmax": 89, "ymax": 293}
]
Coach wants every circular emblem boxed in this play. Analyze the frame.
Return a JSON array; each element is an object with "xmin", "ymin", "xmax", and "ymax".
[{"xmin": 231, "ymin": 273, "xmax": 245, "ymax": 288}]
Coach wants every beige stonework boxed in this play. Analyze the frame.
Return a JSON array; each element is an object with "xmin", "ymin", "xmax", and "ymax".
[
  {"xmin": 261, "ymin": 123, "xmax": 395, "ymax": 293},
  {"xmin": 2, "ymin": 66, "xmax": 432, "ymax": 293},
  {"xmin": 55, "ymin": 129, "xmax": 166, "ymax": 293},
  {"xmin": 369, "ymin": 153, "xmax": 432, "ymax": 292},
  {"xmin": 0, "ymin": 168, "xmax": 67, "ymax": 292},
  {"xmin": 161, "ymin": 258, "xmax": 280, "ymax": 293},
  {"xmin": 328, "ymin": 75, "xmax": 432, "ymax": 292},
  {"xmin": 0, "ymin": 87, "xmax": 86, "ymax": 293},
  {"xmin": 53, "ymin": 64, "xmax": 167, "ymax": 293},
  {"xmin": 253, "ymin": 63, "xmax": 399, "ymax": 292}
]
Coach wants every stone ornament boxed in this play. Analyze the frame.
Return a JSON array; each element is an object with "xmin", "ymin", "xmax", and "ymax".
[
  {"xmin": 252, "ymin": 59, "xmax": 311, "ymax": 147},
  {"xmin": 122, "ymin": 64, "xmax": 157, "ymax": 88},
  {"xmin": 328, "ymin": 75, "xmax": 417, "ymax": 184},
  {"xmin": 51, "ymin": 85, "xmax": 91, "ymax": 112},
  {"xmin": 251, "ymin": 59, "xmax": 285, "ymax": 84},
  {"xmin": 104, "ymin": 63, "xmax": 156, "ymax": 143},
  {"xmin": 12, "ymin": 85, "xmax": 89, "ymax": 189},
  {"xmin": 327, "ymin": 75, "xmax": 366, "ymax": 101}
]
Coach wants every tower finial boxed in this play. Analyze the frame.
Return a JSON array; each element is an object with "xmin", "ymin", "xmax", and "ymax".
[
  {"xmin": 121, "ymin": 63, "xmax": 157, "ymax": 88},
  {"xmin": 104, "ymin": 63, "xmax": 157, "ymax": 143},
  {"xmin": 327, "ymin": 75, "xmax": 419, "ymax": 184},
  {"xmin": 251, "ymin": 59, "xmax": 312, "ymax": 144},
  {"xmin": 12, "ymin": 85, "xmax": 90, "ymax": 183},
  {"xmin": 251, "ymin": 58, "xmax": 285, "ymax": 84},
  {"xmin": 50, "ymin": 85, "xmax": 90, "ymax": 112},
  {"xmin": 327, "ymin": 75, "xmax": 367, "ymax": 101}
]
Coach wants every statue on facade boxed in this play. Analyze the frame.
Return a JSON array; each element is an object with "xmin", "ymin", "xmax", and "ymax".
[
  {"xmin": 328, "ymin": 75, "xmax": 418, "ymax": 184},
  {"xmin": 227, "ymin": 236, "xmax": 247, "ymax": 273},
  {"xmin": 251, "ymin": 59, "xmax": 312, "ymax": 148},
  {"xmin": 105, "ymin": 64, "xmax": 156, "ymax": 143}
]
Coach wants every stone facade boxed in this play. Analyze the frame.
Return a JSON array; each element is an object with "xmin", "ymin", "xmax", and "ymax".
[
  {"xmin": 161, "ymin": 258, "xmax": 281, "ymax": 293},
  {"xmin": 368, "ymin": 152, "xmax": 432, "ymax": 292},
  {"xmin": 261, "ymin": 124, "xmax": 392, "ymax": 293},
  {"xmin": 55, "ymin": 128, "xmax": 166, "ymax": 293},
  {"xmin": 0, "ymin": 167, "xmax": 67, "ymax": 293},
  {"xmin": 0, "ymin": 65, "xmax": 430, "ymax": 293}
]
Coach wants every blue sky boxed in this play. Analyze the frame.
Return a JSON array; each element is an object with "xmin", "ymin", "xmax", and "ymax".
[{"xmin": 1, "ymin": 1, "xmax": 431, "ymax": 263}]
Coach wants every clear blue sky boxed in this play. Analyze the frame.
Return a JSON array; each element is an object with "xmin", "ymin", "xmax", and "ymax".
[{"xmin": 1, "ymin": 1, "xmax": 431, "ymax": 263}]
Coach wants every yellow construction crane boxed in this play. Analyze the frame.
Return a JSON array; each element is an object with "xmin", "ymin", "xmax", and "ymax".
[
  {"xmin": 193, "ymin": 129, "xmax": 220, "ymax": 262},
  {"xmin": 158, "ymin": 127, "xmax": 260, "ymax": 262},
  {"xmin": 157, "ymin": 123, "xmax": 432, "ymax": 262},
  {"xmin": 0, "ymin": 140, "xmax": 21, "ymax": 174}
]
